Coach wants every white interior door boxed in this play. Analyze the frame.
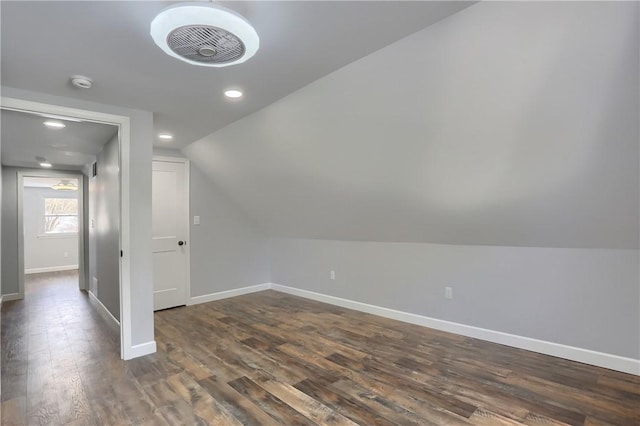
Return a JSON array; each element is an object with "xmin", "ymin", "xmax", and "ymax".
[{"xmin": 152, "ymin": 159, "xmax": 188, "ymax": 310}]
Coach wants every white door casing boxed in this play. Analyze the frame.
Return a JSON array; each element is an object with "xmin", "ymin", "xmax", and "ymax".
[
  {"xmin": 0, "ymin": 96, "xmax": 140, "ymax": 360},
  {"xmin": 152, "ymin": 158, "xmax": 189, "ymax": 310}
]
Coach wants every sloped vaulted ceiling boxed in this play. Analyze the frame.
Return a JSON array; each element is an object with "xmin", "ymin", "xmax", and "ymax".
[{"xmin": 184, "ymin": 1, "xmax": 639, "ymax": 250}]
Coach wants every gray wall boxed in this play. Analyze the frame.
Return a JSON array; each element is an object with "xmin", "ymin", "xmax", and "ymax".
[
  {"xmin": 184, "ymin": 1, "xmax": 639, "ymax": 250},
  {"xmin": 0, "ymin": 139, "xmax": 2, "ymax": 298},
  {"xmin": 87, "ymin": 172, "xmax": 96, "ymax": 294},
  {"xmin": 23, "ymin": 187, "xmax": 79, "ymax": 271},
  {"xmin": 189, "ymin": 164, "xmax": 270, "ymax": 296},
  {"xmin": 82, "ymin": 174, "xmax": 90, "ymax": 292},
  {"xmin": 153, "ymin": 149, "xmax": 270, "ymax": 297},
  {"xmin": 270, "ymin": 238, "xmax": 640, "ymax": 359},
  {"xmin": 88, "ymin": 134, "xmax": 120, "ymax": 319},
  {"xmin": 1, "ymin": 168, "xmax": 19, "ymax": 295},
  {"xmin": 2, "ymin": 86, "xmax": 154, "ymax": 348}
]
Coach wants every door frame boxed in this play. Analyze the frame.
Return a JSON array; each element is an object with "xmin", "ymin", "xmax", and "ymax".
[
  {"xmin": 17, "ymin": 170, "xmax": 86, "ymax": 294},
  {"xmin": 1, "ymin": 96, "xmax": 134, "ymax": 360},
  {"xmin": 152, "ymin": 156, "xmax": 191, "ymax": 305}
]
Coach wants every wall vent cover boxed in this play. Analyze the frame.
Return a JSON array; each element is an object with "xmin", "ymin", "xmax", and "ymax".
[{"xmin": 167, "ymin": 25, "xmax": 245, "ymax": 65}]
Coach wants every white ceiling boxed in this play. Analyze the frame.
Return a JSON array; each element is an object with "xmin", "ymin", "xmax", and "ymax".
[
  {"xmin": 1, "ymin": 109, "xmax": 118, "ymax": 170},
  {"xmin": 0, "ymin": 1, "xmax": 474, "ymax": 149}
]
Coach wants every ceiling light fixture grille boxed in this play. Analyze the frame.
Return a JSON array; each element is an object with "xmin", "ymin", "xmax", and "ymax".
[
  {"xmin": 150, "ymin": 3, "xmax": 259, "ymax": 67},
  {"xmin": 167, "ymin": 25, "xmax": 245, "ymax": 64}
]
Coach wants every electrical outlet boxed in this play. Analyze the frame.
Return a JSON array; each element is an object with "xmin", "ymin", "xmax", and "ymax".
[
  {"xmin": 193, "ymin": 215, "xmax": 200, "ymax": 225},
  {"xmin": 330, "ymin": 270, "xmax": 336, "ymax": 280},
  {"xmin": 445, "ymin": 286, "xmax": 453, "ymax": 299},
  {"xmin": 63, "ymin": 251, "xmax": 69, "ymax": 258}
]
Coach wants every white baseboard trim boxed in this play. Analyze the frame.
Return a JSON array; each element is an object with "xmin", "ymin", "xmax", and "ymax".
[
  {"xmin": 189, "ymin": 283, "xmax": 271, "ymax": 306},
  {"xmin": 88, "ymin": 290, "xmax": 120, "ymax": 332},
  {"xmin": 25, "ymin": 265, "xmax": 78, "ymax": 275},
  {"xmin": 125, "ymin": 341, "xmax": 157, "ymax": 360},
  {"xmin": 2, "ymin": 293, "xmax": 22, "ymax": 302},
  {"xmin": 270, "ymin": 283, "xmax": 640, "ymax": 376}
]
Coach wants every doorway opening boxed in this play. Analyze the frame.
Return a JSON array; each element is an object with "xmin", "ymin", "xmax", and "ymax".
[
  {"xmin": 1, "ymin": 98, "xmax": 136, "ymax": 359},
  {"xmin": 21, "ymin": 175, "xmax": 82, "ymax": 299}
]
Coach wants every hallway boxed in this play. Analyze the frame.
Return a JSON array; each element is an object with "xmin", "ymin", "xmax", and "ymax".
[{"xmin": 1, "ymin": 271, "xmax": 122, "ymax": 425}]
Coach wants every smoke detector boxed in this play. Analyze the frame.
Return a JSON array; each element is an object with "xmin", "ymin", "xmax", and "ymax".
[
  {"xmin": 150, "ymin": 2, "xmax": 259, "ymax": 67},
  {"xmin": 70, "ymin": 75, "xmax": 93, "ymax": 89}
]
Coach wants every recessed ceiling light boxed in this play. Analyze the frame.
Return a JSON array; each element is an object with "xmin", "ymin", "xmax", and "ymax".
[
  {"xmin": 150, "ymin": 3, "xmax": 259, "ymax": 67},
  {"xmin": 39, "ymin": 161, "xmax": 52, "ymax": 168},
  {"xmin": 158, "ymin": 133, "xmax": 174, "ymax": 141},
  {"xmin": 224, "ymin": 89, "xmax": 243, "ymax": 99},
  {"xmin": 44, "ymin": 120, "xmax": 66, "ymax": 129}
]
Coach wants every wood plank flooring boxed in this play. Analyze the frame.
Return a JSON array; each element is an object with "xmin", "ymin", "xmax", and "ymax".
[{"xmin": 2, "ymin": 271, "xmax": 639, "ymax": 425}]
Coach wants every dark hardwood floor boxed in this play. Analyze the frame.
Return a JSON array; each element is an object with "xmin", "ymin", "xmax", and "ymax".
[{"xmin": 2, "ymin": 271, "xmax": 639, "ymax": 425}]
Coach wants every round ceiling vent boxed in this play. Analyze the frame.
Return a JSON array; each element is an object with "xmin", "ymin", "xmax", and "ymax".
[{"xmin": 150, "ymin": 3, "xmax": 259, "ymax": 67}]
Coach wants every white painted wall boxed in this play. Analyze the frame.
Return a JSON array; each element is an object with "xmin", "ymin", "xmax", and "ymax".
[
  {"xmin": 23, "ymin": 187, "xmax": 78, "ymax": 273},
  {"xmin": 270, "ymin": 238, "xmax": 640, "ymax": 360}
]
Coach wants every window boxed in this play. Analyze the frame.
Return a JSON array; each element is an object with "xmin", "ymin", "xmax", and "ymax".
[{"xmin": 43, "ymin": 198, "xmax": 78, "ymax": 234}]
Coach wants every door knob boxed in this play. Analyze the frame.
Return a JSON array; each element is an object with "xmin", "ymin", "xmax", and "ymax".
[{"xmin": 178, "ymin": 240, "xmax": 185, "ymax": 246}]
